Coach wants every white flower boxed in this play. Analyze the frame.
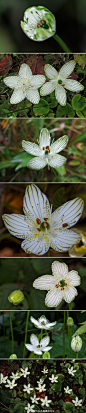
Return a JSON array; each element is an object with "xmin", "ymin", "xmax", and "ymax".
[
  {"xmin": 20, "ymin": 367, "xmax": 30, "ymax": 377},
  {"xmin": 42, "ymin": 367, "xmax": 48, "ymax": 374},
  {"xmin": 25, "ymin": 334, "xmax": 52, "ymax": 355},
  {"xmin": 23, "ymin": 383, "xmax": 33, "ymax": 394},
  {"xmin": 25, "ymin": 403, "xmax": 35, "ymax": 413},
  {"xmin": 22, "ymin": 129, "xmax": 68, "ymax": 170},
  {"xmin": 71, "ymin": 335, "xmax": 82, "ymax": 352},
  {"xmin": 68, "ymin": 367, "xmax": 76, "ymax": 376},
  {"xmin": 3, "ymin": 63, "xmax": 45, "ymax": 105},
  {"xmin": 41, "ymin": 396, "xmax": 52, "ymax": 407},
  {"xmin": 64, "ymin": 386, "xmax": 72, "ymax": 394},
  {"xmin": 2, "ymin": 184, "xmax": 84, "ymax": 256},
  {"xmin": 30, "ymin": 394, "xmax": 39, "ymax": 404},
  {"xmin": 30, "ymin": 315, "xmax": 56, "ymax": 329},
  {"xmin": 33, "ymin": 260, "xmax": 81, "ymax": 307},
  {"xmin": 0, "ymin": 373, "xmax": 8, "ymax": 384},
  {"xmin": 5, "ymin": 379, "xmax": 17, "ymax": 389},
  {"xmin": 72, "ymin": 397, "xmax": 82, "ymax": 407},
  {"xmin": 21, "ymin": 6, "xmax": 56, "ymax": 41},
  {"xmin": 37, "ymin": 378, "xmax": 44, "ymax": 384},
  {"xmin": 40, "ymin": 61, "xmax": 84, "ymax": 106},
  {"xmin": 36, "ymin": 382, "xmax": 46, "ymax": 392},
  {"xmin": 10, "ymin": 371, "xmax": 21, "ymax": 380},
  {"xmin": 49, "ymin": 374, "xmax": 58, "ymax": 383}
]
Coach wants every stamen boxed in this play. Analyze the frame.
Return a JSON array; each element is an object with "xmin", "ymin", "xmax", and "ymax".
[{"xmin": 36, "ymin": 218, "xmax": 41, "ymax": 225}]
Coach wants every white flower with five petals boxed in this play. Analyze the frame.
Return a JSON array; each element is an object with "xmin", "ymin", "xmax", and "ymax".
[
  {"xmin": 0, "ymin": 373, "xmax": 8, "ymax": 384},
  {"xmin": 33, "ymin": 261, "xmax": 81, "ymax": 307},
  {"xmin": 40, "ymin": 61, "xmax": 84, "ymax": 106},
  {"xmin": 72, "ymin": 397, "xmax": 82, "ymax": 407},
  {"xmin": 49, "ymin": 374, "xmax": 58, "ymax": 383},
  {"xmin": 2, "ymin": 184, "xmax": 84, "ymax": 256},
  {"xmin": 42, "ymin": 367, "xmax": 48, "ymax": 374},
  {"xmin": 25, "ymin": 334, "xmax": 52, "ymax": 355},
  {"xmin": 36, "ymin": 382, "xmax": 46, "ymax": 392},
  {"xmin": 20, "ymin": 367, "xmax": 30, "ymax": 377},
  {"xmin": 23, "ymin": 384, "xmax": 33, "ymax": 394},
  {"xmin": 25, "ymin": 403, "xmax": 35, "ymax": 413},
  {"xmin": 3, "ymin": 63, "xmax": 45, "ymax": 105},
  {"xmin": 30, "ymin": 315, "xmax": 56, "ymax": 329},
  {"xmin": 21, "ymin": 6, "xmax": 56, "ymax": 41},
  {"xmin": 41, "ymin": 396, "xmax": 52, "ymax": 407},
  {"xmin": 5, "ymin": 379, "xmax": 17, "ymax": 389},
  {"xmin": 30, "ymin": 394, "xmax": 39, "ymax": 404},
  {"xmin": 68, "ymin": 367, "xmax": 76, "ymax": 376},
  {"xmin": 64, "ymin": 386, "xmax": 72, "ymax": 394},
  {"xmin": 10, "ymin": 371, "xmax": 21, "ymax": 380},
  {"xmin": 22, "ymin": 128, "xmax": 68, "ymax": 170}
]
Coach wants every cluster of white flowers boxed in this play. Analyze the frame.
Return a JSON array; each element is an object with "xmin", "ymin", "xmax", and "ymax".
[{"xmin": 3, "ymin": 60, "xmax": 84, "ymax": 106}]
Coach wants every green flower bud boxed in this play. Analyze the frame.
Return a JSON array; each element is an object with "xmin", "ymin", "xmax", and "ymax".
[
  {"xmin": 43, "ymin": 351, "xmax": 50, "ymax": 359},
  {"xmin": 71, "ymin": 335, "xmax": 82, "ymax": 352},
  {"xmin": 67, "ymin": 317, "xmax": 74, "ymax": 326},
  {"xmin": 9, "ymin": 354, "xmax": 17, "ymax": 359},
  {"xmin": 8, "ymin": 290, "xmax": 24, "ymax": 305}
]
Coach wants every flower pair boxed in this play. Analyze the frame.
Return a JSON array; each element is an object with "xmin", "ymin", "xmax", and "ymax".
[{"xmin": 3, "ymin": 60, "xmax": 84, "ymax": 106}]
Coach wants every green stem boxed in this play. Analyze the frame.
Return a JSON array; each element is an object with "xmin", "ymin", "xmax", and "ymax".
[
  {"xmin": 3, "ymin": 313, "xmax": 6, "ymax": 357},
  {"xmin": 9, "ymin": 312, "xmax": 14, "ymax": 354},
  {"xmin": 23, "ymin": 311, "xmax": 30, "ymax": 358},
  {"xmin": 53, "ymin": 34, "xmax": 71, "ymax": 52},
  {"xmin": 40, "ymin": 329, "xmax": 43, "ymax": 340},
  {"xmin": 63, "ymin": 311, "xmax": 65, "ymax": 358},
  {"xmin": 76, "ymin": 352, "xmax": 78, "ymax": 358},
  {"xmin": 69, "ymin": 303, "xmax": 72, "ymax": 310}
]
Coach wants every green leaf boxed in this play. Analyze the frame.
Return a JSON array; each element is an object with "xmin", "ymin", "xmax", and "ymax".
[
  {"xmin": 33, "ymin": 99, "xmax": 49, "ymax": 116},
  {"xmin": 63, "ymin": 401, "xmax": 73, "ymax": 412},
  {"xmin": 72, "ymin": 94, "xmax": 86, "ymax": 110}
]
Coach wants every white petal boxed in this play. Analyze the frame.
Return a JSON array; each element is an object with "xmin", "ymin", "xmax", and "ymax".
[
  {"xmin": 27, "ymin": 156, "xmax": 47, "ymax": 170},
  {"xmin": 24, "ymin": 7, "xmax": 39, "ymax": 25},
  {"xmin": 10, "ymin": 89, "xmax": 25, "ymax": 104},
  {"xmin": 63, "ymin": 286, "xmax": 78, "ymax": 302},
  {"xmin": 59, "ymin": 61, "xmax": 76, "ymax": 79},
  {"xmin": 65, "ymin": 79, "xmax": 84, "ymax": 92},
  {"xmin": 25, "ymin": 344, "xmax": 34, "ymax": 352},
  {"xmin": 23, "ymin": 184, "xmax": 51, "ymax": 222},
  {"xmin": 50, "ymin": 135, "xmax": 68, "ymax": 154},
  {"xmin": 40, "ymin": 81, "xmax": 56, "ymax": 96},
  {"xmin": 45, "ymin": 289, "xmax": 63, "ymax": 307},
  {"xmin": 19, "ymin": 63, "xmax": 32, "ymax": 79},
  {"xmin": 21, "ymin": 235, "xmax": 50, "ymax": 255},
  {"xmin": 33, "ymin": 275, "xmax": 56, "ymax": 290},
  {"xmin": 44, "ymin": 64, "xmax": 58, "ymax": 80},
  {"xmin": 30, "ymin": 75, "xmax": 46, "ymax": 88},
  {"xmin": 2, "ymin": 214, "xmax": 29, "ymax": 239},
  {"xmin": 51, "ymin": 230, "xmax": 82, "ymax": 252},
  {"xmin": 4, "ymin": 76, "xmax": 19, "ymax": 89},
  {"xmin": 51, "ymin": 197, "xmax": 84, "ymax": 228},
  {"xmin": 40, "ymin": 336, "xmax": 50, "ymax": 347},
  {"xmin": 39, "ymin": 128, "xmax": 51, "ymax": 149},
  {"xmin": 48, "ymin": 154, "xmax": 67, "ymax": 168},
  {"xmin": 68, "ymin": 270, "xmax": 80, "ymax": 286},
  {"xmin": 30, "ymin": 334, "xmax": 39, "ymax": 347},
  {"xmin": 30, "ymin": 316, "xmax": 39, "ymax": 326},
  {"xmin": 52, "ymin": 261, "xmax": 68, "ymax": 278},
  {"xmin": 26, "ymin": 88, "xmax": 40, "ymax": 104},
  {"xmin": 55, "ymin": 85, "xmax": 66, "ymax": 105},
  {"xmin": 42, "ymin": 346, "xmax": 52, "ymax": 351},
  {"xmin": 33, "ymin": 348, "xmax": 42, "ymax": 355},
  {"xmin": 22, "ymin": 140, "xmax": 42, "ymax": 156}
]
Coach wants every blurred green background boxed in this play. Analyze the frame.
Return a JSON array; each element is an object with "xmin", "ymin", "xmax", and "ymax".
[{"xmin": 0, "ymin": 0, "xmax": 86, "ymax": 52}]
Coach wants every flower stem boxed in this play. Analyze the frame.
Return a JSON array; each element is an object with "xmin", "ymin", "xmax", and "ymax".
[
  {"xmin": 76, "ymin": 352, "xmax": 78, "ymax": 358},
  {"xmin": 63, "ymin": 311, "xmax": 65, "ymax": 358},
  {"xmin": 23, "ymin": 311, "xmax": 30, "ymax": 358},
  {"xmin": 41, "ymin": 329, "xmax": 43, "ymax": 340},
  {"xmin": 69, "ymin": 303, "xmax": 72, "ymax": 310},
  {"xmin": 9, "ymin": 312, "xmax": 14, "ymax": 354},
  {"xmin": 3, "ymin": 312, "xmax": 6, "ymax": 357},
  {"xmin": 53, "ymin": 34, "xmax": 71, "ymax": 52}
]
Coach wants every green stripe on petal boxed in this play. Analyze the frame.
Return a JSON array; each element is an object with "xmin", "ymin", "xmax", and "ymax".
[
  {"xmin": 50, "ymin": 135, "xmax": 68, "ymax": 154},
  {"xmin": 44, "ymin": 64, "xmax": 58, "ymax": 80},
  {"xmin": 51, "ymin": 230, "xmax": 81, "ymax": 252},
  {"xmin": 65, "ymin": 79, "xmax": 84, "ymax": 92},
  {"xmin": 40, "ymin": 81, "xmax": 56, "ymax": 96},
  {"xmin": 59, "ymin": 61, "xmax": 76, "ymax": 78},
  {"xmin": 39, "ymin": 128, "xmax": 51, "ymax": 149},
  {"xmin": 21, "ymin": 235, "xmax": 50, "ymax": 256},
  {"xmin": 23, "ymin": 184, "xmax": 51, "ymax": 221},
  {"xmin": 48, "ymin": 154, "xmax": 67, "ymax": 168},
  {"xmin": 63, "ymin": 286, "xmax": 77, "ymax": 303},
  {"xmin": 52, "ymin": 261, "xmax": 68, "ymax": 277},
  {"xmin": 45, "ymin": 289, "xmax": 62, "ymax": 307},
  {"xmin": 55, "ymin": 85, "xmax": 67, "ymax": 105},
  {"xmin": 2, "ymin": 214, "xmax": 29, "ymax": 239},
  {"xmin": 52, "ymin": 197, "xmax": 84, "ymax": 228},
  {"xmin": 68, "ymin": 270, "xmax": 80, "ymax": 286},
  {"xmin": 22, "ymin": 140, "xmax": 42, "ymax": 156},
  {"xmin": 27, "ymin": 156, "xmax": 47, "ymax": 170},
  {"xmin": 33, "ymin": 275, "xmax": 55, "ymax": 290}
]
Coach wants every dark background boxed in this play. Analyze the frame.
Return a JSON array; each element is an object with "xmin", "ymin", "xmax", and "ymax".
[{"xmin": 0, "ymin": 0, "xmax": 86, "ymax": 52}]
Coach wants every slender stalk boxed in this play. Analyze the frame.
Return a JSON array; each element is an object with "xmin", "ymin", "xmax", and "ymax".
[
  {"xmin": 9, "ymin": 312, "xmax": 14, "ymax": 354},
  {"xmin": 23, "ymin": 311, "xmax": 30, "ymax": 358},
  {"xmin": 69, "ymin": 303, "xmax": 72, "ymax": 310},
  {"xmin": 53, "ymin": 34, "xmax": 71, "ymax": 52},
  {"xmin": 63, "ymin": 311, "xmax": 65, "ymax": 358},
  {"xmin": 3, "ymin": 312, "xmax": 6, "ymax": 357},
  {"xmin": 40, "ymin": 328, "xmax": 43, "ymax": 340},
  {"xmin": 76, "ymin": 352, "xmax": 78, "ymax": 358}
]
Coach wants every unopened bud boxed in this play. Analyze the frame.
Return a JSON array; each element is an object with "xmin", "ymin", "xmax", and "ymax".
[
  {"xmin": 43, "ymin": 351, "xmax": 50, "ymax": 359},
  {"xmin": 71, "ymin": 335, "xmax": 82, "ymax": 352},
  {"xmin": 10, "ymin": 354, "xmax": 17, "ymax": 359},
  {"xmin": 67, "ymin": 317, "xmax": 74, "ymax": 326},
  {"xmin": 8, "ymin": 290, "xmax": 24, "ymax": 305}
]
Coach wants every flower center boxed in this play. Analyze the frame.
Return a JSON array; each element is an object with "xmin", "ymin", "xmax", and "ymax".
[
  {"xmin": 41, "ymin": 321, "xmax": 46, "ymax": 326},
  {"xmin": 42, "ymin": 145, "xmax": 50, "ymax": 154},
  {"xmin": 55, "ymin": 279, "xmax": 67, "ymax": 289},
  {"xmin": 37, "ymin": 19, "xmax": 49, "ymax": 29},
  {"xmin": 40, "ymin": 221, "xmax": 50, "ymax": 231},
  {"xmin": 58, "ymin": 79, "xmax": 62, "ymax": 84}
]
